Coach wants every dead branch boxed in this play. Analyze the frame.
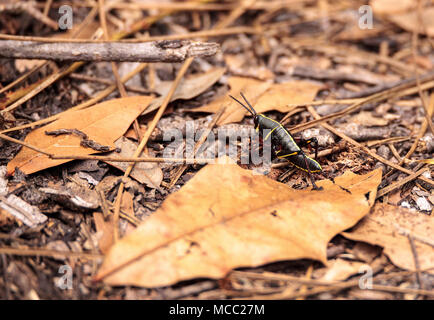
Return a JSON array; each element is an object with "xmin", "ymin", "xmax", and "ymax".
[{"xmin": 0, "ymin": 40, "xmax": 220, "ymax": 62}]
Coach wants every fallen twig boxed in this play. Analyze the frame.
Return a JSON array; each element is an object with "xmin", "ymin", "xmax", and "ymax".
[
  {"xmin": 0, "ymin": 247, "xmax": 102, "ymax": 260},
  {"xmin": 0, "ymin": 40, "xmax": 219, "ymax": 62},
  {"xmin": 376, "ymin": 167, "xmax": 428, "ymax": 198},
  {"xmin": 305, "ymin": 107, "xmax": 434, "ymax": 187}
]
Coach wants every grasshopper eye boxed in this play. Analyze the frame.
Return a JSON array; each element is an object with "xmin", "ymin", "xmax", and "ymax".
[{"xmin": 254, "ymin": 116, "xmax": 259, "ymax": 128}]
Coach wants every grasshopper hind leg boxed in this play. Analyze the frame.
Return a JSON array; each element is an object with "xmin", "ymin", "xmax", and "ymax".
[{"xmin": 302, "ymin": 153, "xmax": 323, "ymax": 191}]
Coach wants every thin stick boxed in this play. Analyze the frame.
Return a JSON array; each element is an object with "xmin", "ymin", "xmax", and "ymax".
[
  {"xmin": 407, "ymin": 234, "xmax": 423, "ymax": 290},
  {"xmin": 400, "ymin": 93, "xmax": 434, "ymax": 164},
  {"xmin": 366, "ymin": 136, "xmax": 411, "ymax": 148},
  {"xmin": 0, "ymin": 1, "xmax": 58, "ymax": 29},
  {"xmin": 50, "ymin": 154, "xmax": 216, "ymax": 164},
  {"xmin": 376, "ymin": 167, "xmax": 428, "ymax": 198},
  {"xmin": 0, "ymin": 122, "xmax": 216, "ymax": 165},
  {"xmin": 0, "ymin": 247, "xmax": 102, "ymax": 259},
  {"xmin": 0, "ymin": 133, "xmax": 51, "ymax": 156},
  {"xmin": 106, "ymin": 0, "xmax": 306, "ymax": 11},
  {"xmin": 306, "ymin": 106, "xmax": 434, "ymax": 187},
  {"xmin": 43, "ymin": 0, "xmax": 53, "ymax": 17},
  {"xmin": 388, "ymin": 143, "xmax": 403, "ymax": 163},
  {"xmin": 231, "ymin": 268, "xmax": 434, "ymax": 299},
  {"xmin": 0, "ymin": 62, "xmax": 46, "ymax": 95},
  {"xmin": 69, "ymin": 73, "xmax": 156, "ymax": 95},
  {"xmin": 32, "ymin": 0, "xmax": 308, "ymax": 11},
  {"xmin": 214, "ymin": 0, "xmax": 257, "ymax": 30},
  {"xmin": 0, "ymin": 26, "xmax": 261, "ymax": 43},
  {"xmin": 290, "ymin": 76, "xmax": 434, "ymax": 134}
]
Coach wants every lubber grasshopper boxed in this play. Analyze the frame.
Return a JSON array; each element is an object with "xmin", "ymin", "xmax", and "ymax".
[{"xmin": 229, "ymin": 93, "xmax": 323, "ymax": 190}]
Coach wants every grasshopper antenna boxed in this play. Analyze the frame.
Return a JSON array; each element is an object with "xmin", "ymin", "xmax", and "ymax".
[
  {"xmin": 229, "ymin": 94, "xmax": 256, "ymax": 116},
  {"xmin": 240, "ymin": 92, "xmax": 257, "ymax": 115}
]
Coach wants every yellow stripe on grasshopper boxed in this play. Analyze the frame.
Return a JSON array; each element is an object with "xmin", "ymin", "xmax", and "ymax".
[
  {"xmin": 277, "ymin": 152, "xmax": 299, "ymax": 158},
  {"xmin": 264, "ymin": 125, "xmax": 279, "ymax": 141}
]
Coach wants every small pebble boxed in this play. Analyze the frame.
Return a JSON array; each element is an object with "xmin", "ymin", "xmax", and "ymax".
[
  {"xmin": 416, "ymin": 197, "xmax": 432, "ymax": 211},
  {"xmin": 400, "ymin": 201, "xmax": 411, "ymax": 209}
]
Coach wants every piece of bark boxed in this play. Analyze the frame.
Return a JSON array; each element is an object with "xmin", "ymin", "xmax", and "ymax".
[
  {"xmin": 0, "ymin": 40, "xmax": 220, "ymax": 62},
  {"xmin": 0, "ymin": 194, "xmax": 47, "ymax": 227}
]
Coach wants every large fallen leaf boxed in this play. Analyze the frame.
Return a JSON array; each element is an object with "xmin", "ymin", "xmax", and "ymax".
[
  {"xmin": 192, "ymin": 78, "xmax": 321, "ymax": 125},
  {"xmin": 7, "ymin": 96, "xmax": 153, "ymax": 175},
  {"xmin": 95, "ymin": 160, "xmax": 381, "ymax": 287},
  {"xmin": 342, "ymin": 203, "xmax": 434, "ymax": 272}
]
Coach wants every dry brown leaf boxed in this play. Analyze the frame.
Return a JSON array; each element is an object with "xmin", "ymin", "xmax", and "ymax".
[
  {"xmin": 320, "ymin": 258, "xmax": 365, "ymax": 282},
  {"xmin": 254, "ymin": 82, "xmax": 322, "ymax": 114},
  {"xmin": 225, "ymin": 54, "xmax": 274, "ymax": 80},
  {"xmin": 124, "ymin": 124, "xmax": 147, "ymax": 140},
  {"xmin": 350, "ymin": 111, "xmax": 389, "ymax": 127},
  {"xmin": 105, "ymin": 136, "xmax": 163, "ymax": 188},
  {"xmin": 94, "ymin": 212, "xmax": 114, "ymax": 255},
  {"xmin": 142, "ymin": 67, "xmax": 226, "ymax": 116},
  {"xmin": 7, "ymin": 96, "xmax": 153, "ymax": 175},
  {"xmin": 14, "ymin": 60, "xmax": 45, "ymax": 73},
  {"xmin": 371, "ymin": 0, "xmax": 416, "ymax": 15},
  {"xmin": 351, "ymin": 242, "xmax": 381, "ymax": 263},
  {"xmin": 193, "ymin": 78, "xmax": 321, "ymax": 125},
  {"xmin": 342, "ymin": 203, "xmax": 434, "ymax": 272},
  {"xmin": 0, "ymin": 207, "xmax": 17, "ymax": 227},
  {"xmin": 387, "ymin": 7, "xmax": 434, "ymax": 37},
  {"xmin": 95, "ymin": 160, "xmax": 381, "ymax": 287},
  {"xmin": 192, "ymin": 76, "xmax": 271, "ymax": 125}
]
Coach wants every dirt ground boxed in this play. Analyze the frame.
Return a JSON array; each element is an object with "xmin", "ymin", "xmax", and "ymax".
[{"xmin": 0, "ymin": 0, "xmax": 433, "ymax": 300}]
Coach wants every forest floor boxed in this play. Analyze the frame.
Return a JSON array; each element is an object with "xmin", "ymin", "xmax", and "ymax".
[{"xmin": 0, "ymin": 0, "xmax": 433, "ymax": 300}]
